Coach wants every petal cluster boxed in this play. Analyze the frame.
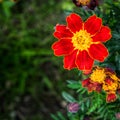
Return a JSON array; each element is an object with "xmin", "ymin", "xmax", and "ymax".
[
  {"xmin": 82, "ymin": 66, "xmax": 120, "ymax": 103},
  {"xmin": 52, "ymin": 13, "xmax": 111, "ymax": 72},
  {"xmin": 72, "ymin": 0, "xmax": 99, "ymax": 10}
]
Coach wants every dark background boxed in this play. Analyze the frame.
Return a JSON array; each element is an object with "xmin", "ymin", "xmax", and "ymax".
[{"xmin": 0, "ymin": 0, "xmax": 78, "ymax": 119}]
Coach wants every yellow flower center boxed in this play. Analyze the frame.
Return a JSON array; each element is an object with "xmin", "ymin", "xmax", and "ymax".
[
  {"xmin": 90, "ymin": 68, "xmax": 106, "ymax": 83},
  {"xmin": 78, "ymin": 0, "xmax": 90, "ymax": 5},
  {"xmin": 72, "ymin": 30, "xmax": 92, "ymax": 51},
  {"xmin": 103, "ymin": 82, "xmax": 118, "ymax": 92}
]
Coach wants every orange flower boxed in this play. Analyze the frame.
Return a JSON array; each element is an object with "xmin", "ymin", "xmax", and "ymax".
[
  {"xmin": 52, "ymin": 13, "xmax": 111, "ymax": 71},
  {"xmin": 82, "ymin": 66, "xmax": 120, "ymax": 103}
]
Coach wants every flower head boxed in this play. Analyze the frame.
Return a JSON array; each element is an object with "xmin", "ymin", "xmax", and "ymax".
[
  {"xmin": 67, "ymin": 102, "xmax": 79, "ymax": 113},
  {"xmin": 72, "ymin": 0, "xmax": 99, "ymax": 10},
  {"xmin": 82, "ymin": 66, "xmax": 120, "ymax": 102},
  {"xmin": 52, "ymin": 13, "xmax": 111, "ymax": 72},
  {"xmin": 72, "ymin": 0, "xmax": 91, "ymax": 6}
]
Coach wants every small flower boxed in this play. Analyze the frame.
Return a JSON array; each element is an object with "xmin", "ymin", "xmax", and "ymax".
[
  {"xmin": 52, "ymin": 14, "xmax": 111, "ymax": 72},
  {"xmin": 72, "ymin": 0, "xmax": 99, "ymax": 10},
  {"xmin": 67, "ymin": 102, "xmax": 79, "ymax": 113},
  {"xmin": 87, "ymin": 0, "xmax": 99, "ymax": 10},
  {"xmin": 82, "ymin": 66, "xmax": 120, "ymax": 103}
]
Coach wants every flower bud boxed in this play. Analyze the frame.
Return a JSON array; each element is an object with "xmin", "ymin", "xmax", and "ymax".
[
  {"xmin": 87, "ymin": 0, "xmax": 98, "ymax": 10},
  {"xmin": 115, "ymin": 113, "xmax": 120, "ymax": 120},
  {"xmin": 67, "ymin": 102, "xmax": 79, "ymax": 113}
]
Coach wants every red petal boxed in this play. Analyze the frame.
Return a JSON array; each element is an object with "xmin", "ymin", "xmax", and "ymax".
[
  {"xmin": 52, "ymin": 38, "xmax": 74, "ymax": 56},
  {"xmin": 84, "ymin": 15, "xmax": 102, "ymax": 35},
  {"xmin": 89, "ymin": 43, "xmax": 109, "ymax": 62},
  {"xmin": 92, "ymin": 26, "xmax": 112, "ymax": 42},
  {"xmin": 63, "ymin": 50, "xmax": 78, "ymax": 70},
  {"xmin": 82, "ymin": 78, "xmax": 91, "ymax": 87},
  {"xmin": 106, "ymin": 93, "xmax": 117, "ymax": 103},
  {"xmin": 105, "ymin": 67, "xmax": 115, "ymax": 74},
  {"xmin": 105, "ymin": 78, "xmax": 112, "ymax": 85},
  {"xmin": 94, "ymin": 83, "xmax": 102, "ymax": 92},
  {"xmin": 76, "ymin": 50, "xmax": 94, "ymax": 71},
  {"xmin": 53, "ymin": 24, "xmax": 73, "ymax": 39},
  {"xmin": 83, "ymin": 70, "xmax": 92, "ymax": 75},
  {"xmin": 66, "ymin": 13, "xmax": 83, "ymax": 33},
  {"xmin": 87, "ymin": 83, "xmax": 95, "ymax": 92}
]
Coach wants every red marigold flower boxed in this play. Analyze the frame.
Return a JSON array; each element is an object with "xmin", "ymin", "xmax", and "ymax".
[
  {"xmin": 82, "ymin": 66, "xmax": 120, "ymax": 103},
  {"xmin": 52, "ymin": 13, "xmax": 111, "ymax": 71},
  {"xmin": 106, "ymin": 93, "xmax": 117, "ymax": 103}
]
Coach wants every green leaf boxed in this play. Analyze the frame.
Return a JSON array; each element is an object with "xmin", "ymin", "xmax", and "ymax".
[
  {"xmin": 80, "ymin": 103, "xmax": 85, "ymax": 111},
  {"xmin": 67, "ymin": 83, "xmax": 80, "ymax": 89},
  {"xmin": 2, "ymin": 1, "xmax": 15, "ymax": 17},
  {"xmin": 86, "ymin": 99, "xmax": 90, "ymax": 108},
  {"xmin": 57, "ymin": 112, "xmax": 66, "ymax": 120},
  {"xmin": 51, "ymin": 114, "xmax": 59, "ymax": 120},
  {"xmin": 51, "ymin": 112, "xmax": 66, "ymax": 120},
  {"xmin": 62, "ymin": 92, "xmax": 76, "ymax": 103}
]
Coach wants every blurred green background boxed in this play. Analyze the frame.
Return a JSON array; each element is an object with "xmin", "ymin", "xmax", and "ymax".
[{"xmin": 0, "ymin": 0, "xmax": 79, "ymax": 119}]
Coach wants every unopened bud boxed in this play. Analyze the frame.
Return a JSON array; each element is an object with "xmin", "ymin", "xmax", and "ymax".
[{"xmin": 67, "ymin": 102, "xmax": 79, "ymax": 113}]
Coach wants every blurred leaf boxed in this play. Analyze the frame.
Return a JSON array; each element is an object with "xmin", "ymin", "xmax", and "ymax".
[
  {"xmin": 51, "ymin": 114, "xmax": 59, "ymax": 120},
  {"xmin": 67, "ymin": 80, "xmax": 81, "ymax": 89},
  {"xmin": 2, "ymin": 1, "xmax": 15, "ymax": 17},
  {"xmin": 62, "ymin": 92, "xmax": 76, "ymax": 103},
  {"xmin": 57, "ymin": 112, "xmax": 66, "ymax": 120},
  {"xmin": 51, "ymin": 112, "xmax": 66, "ymax": 120}
]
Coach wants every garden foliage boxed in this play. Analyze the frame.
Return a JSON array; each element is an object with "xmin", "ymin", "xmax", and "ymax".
[{"xmin": 51, "ymin": 0, "xmax": 120, "ymax": 120}]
